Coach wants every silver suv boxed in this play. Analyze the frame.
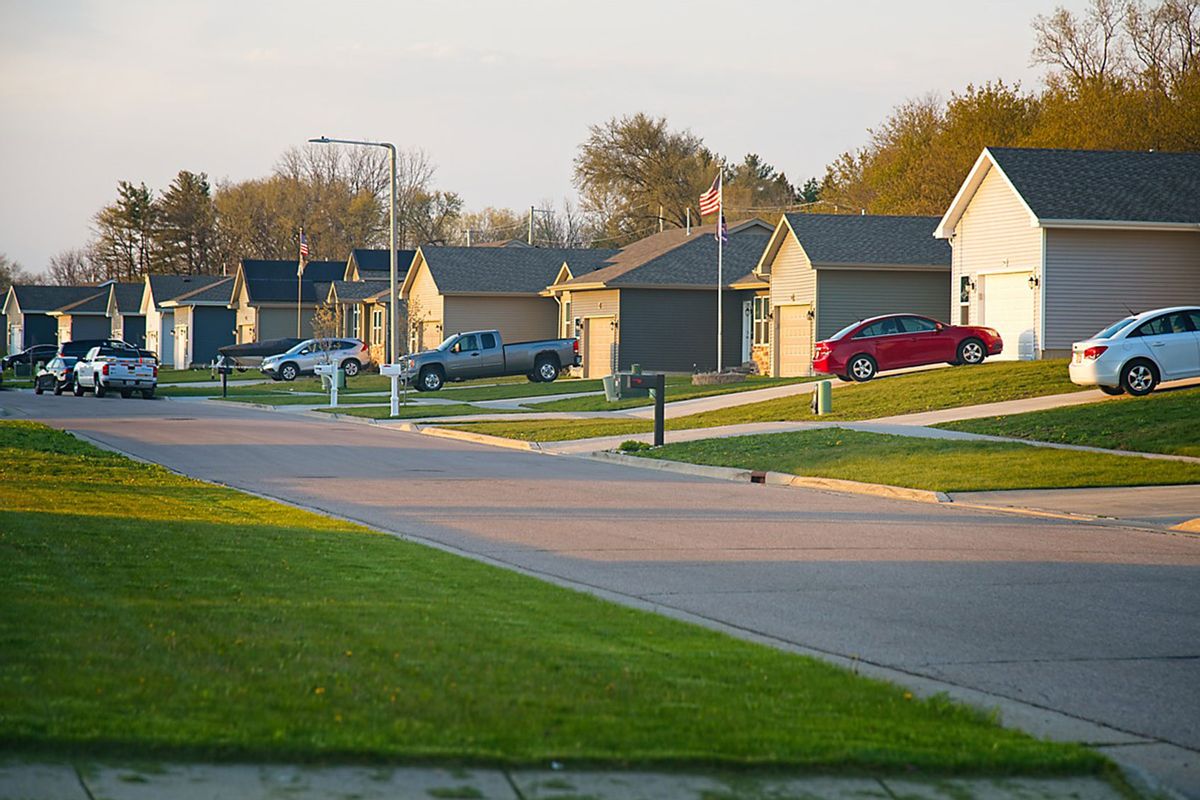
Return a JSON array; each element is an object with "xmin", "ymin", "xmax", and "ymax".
[{"xmin": 261, "ymin": 338, "xmax": 370, "ymax": 382}]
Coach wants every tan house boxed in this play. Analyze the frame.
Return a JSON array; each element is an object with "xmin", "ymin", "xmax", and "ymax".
[
  {"xmin": 754, "ymin": 214, "xmax": 951, "ymax": 377},
  {"xmin": 325, "ymin": 279, "xmax": 392, "ymax": 364},
  {"xmin": 546, "ymin": 220, "xmax": 772, "ymax": 377},
  {"xmin": 401, "ymin": 246, "xmax": 614, "ymax": 353},
  {"xmin": 936, "ymin": 147, "xmax": 1200, "ymax": 359},
  {"xmin": 229, "ymin": 259, "xmax": 344, "ymax": 344}
]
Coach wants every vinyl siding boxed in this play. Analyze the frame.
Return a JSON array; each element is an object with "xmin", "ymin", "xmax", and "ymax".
[
  {"xmin": 815, "ymin": 269, "xmax": 950, "ymax": 339},
  {"xmin": 61, "ymin": 315, "xmax": 111, "ymax": 342},
  {"xmin": 1044, "ymin": 228, "xmax": 1200, "ymax": 350},
  {"xmin": 113, "ymin": 313, "xmax": 146, "ymax": 348},
  {"xmin": 23, "ymin": 314, "xmax": 57, "ymax": 348},
  {"xmin": 950, "ymin": 165, "xmax": 1041, "ymax": 348},
  {"xmin": 768, "ymin": 232, "xmax": 816, "ymax": 309},
  {"xmin": 618, "ymin": 289, "xmax": 744, "ymax": 372},
  {"xmin": 442, "ymin": 296, "xmax": 558, "ymax": 343},
  {"xmin": 405, "ymin": 260, "xmax": 444, "ymax": 329},
  {"xmin": 257, "ymin": 306, "xmax": 314, "ymax": 341}
]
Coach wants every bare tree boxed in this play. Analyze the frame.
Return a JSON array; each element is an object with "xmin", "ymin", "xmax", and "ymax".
[
  {"xmin": 0, "ymin": 253, "xmax": 32, "ymax": 294},
  {"xmin": 1032, "ymin": 0, "xmax": 1126, "ymax": 83},
  {"xmin": 1126, "ymin": 0, "xmax": 1200, "ymax": 87},
  {"xmin": 47, "ymin": 248, "xmax": 100, "ymax": 286}
]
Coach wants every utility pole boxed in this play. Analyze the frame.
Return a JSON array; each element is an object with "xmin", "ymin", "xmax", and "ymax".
[
  {"xmin": 686, "ymin": 208, "xmax": 691, "ymax": 236},
  {"xmin": 528, "ymin": 206, "xmax": 534, "ymax": 245}
]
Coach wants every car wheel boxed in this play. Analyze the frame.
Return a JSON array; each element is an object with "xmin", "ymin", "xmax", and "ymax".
[
  {"xmin": 834, "ymin": 374, "xmax": 851, "ymax": 382},
  {"xmin": 419, "ymin": 367, "xmax": 444, "ymax": 392},
  {"xmin": 53, "ymin": 383, "xmax": 64, "ymax": 396},
  {"xmin": 94, "ymin": 378, "xmax": 106, "ymax": 398},
  {"xmin": 1120, "ymin": 359, "xmax": 1158, "ymax": 396},
  {"xmin": 526, "ymin": 371, "xmax": 541, "ymax": 383},
  {"xmin": 120, "ymin": 389, "xmax": 133, "ymax": 399},
  {"xmin": 142, "ymin": 389, "xmax": 155, "ymax": 400},
  {"xmin": 341, "ymin": 358, "xmax": 360, "ymax": 378},
  {"xmin": 34, "ymin": 383, "xmax": 43, "ymax": 395},
  {"xmin": 73, "ymin": 379, "xmax": 85, "ymax": 397},
  {"xmin": 279, "ymin": 362, "xmax": 299, "ymax": 382},
  {"xmin": 535, "ymin": 356, "xmax": 560, "ymax": 383},
  {"xmin": 848, "ymin": 354, "xmax": 876, "ymax": 382},
  {"xmin": 1098, "ymin": 385, "xmax": 1125, "ymax": 396},
  {"xmin": 957, "ymin": 338, "xmax": 986, "ymax": 365}
]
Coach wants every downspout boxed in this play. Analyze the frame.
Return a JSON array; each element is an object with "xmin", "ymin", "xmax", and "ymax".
[{"xmin": 1038, "ymin": 227, "xmax": 1047, "ymax": 359}]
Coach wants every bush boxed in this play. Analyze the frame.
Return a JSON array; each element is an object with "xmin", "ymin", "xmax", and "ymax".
[{"xmin": 618, "ymin": 440, "xmax": 653, "ymax": 452}]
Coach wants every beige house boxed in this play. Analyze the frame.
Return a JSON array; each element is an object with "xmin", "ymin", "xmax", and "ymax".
[
  {"xmin": 755, "ymin": 214, "xmax": 951, "ymax": 376},
  {"xmin": 325, "ymin": 280, "xmax": 392, "ymax": 364},
  {"xmin": 401, "ymin": 246, "xmax": 614, "ymax": 353},
  {"xmin": 935, "ymin": 147, "xmax": 1200, "ymax": 359}
]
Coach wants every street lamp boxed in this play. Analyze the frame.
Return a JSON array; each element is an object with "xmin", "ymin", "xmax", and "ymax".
[{"xmin": 308, "ymin": 135, "xmax": 401, "ymax": 417}]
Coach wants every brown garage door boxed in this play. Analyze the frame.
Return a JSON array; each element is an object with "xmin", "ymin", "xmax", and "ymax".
[
  {"xmin": 776, "ymin": 304, "xmax": 812, "ymax": 377},
  {"xmin": 584, "ymin": 317, "xmax": 616, "ymax": 378}
]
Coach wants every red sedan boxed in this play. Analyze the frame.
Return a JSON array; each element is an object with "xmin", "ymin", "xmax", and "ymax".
[{"xmin": 812, "ymin": 314, "xmax": 1003, "ymax": 382}]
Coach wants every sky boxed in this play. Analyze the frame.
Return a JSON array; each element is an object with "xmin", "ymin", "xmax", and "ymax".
[{"xmin": 0, "ymin": 0, "xmax": 1067, "ymax": 275}]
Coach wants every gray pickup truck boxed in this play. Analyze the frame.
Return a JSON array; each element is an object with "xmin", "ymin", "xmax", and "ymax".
[{"xmin": 403, "ymin": 330, "xmax": 579, "ymax": 391}]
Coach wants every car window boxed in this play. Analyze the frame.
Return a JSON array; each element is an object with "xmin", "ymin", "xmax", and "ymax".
[
  {"xmin": 830, "ymin": 322, "xmax": 860, "ymax": 341},
  {"xmin": 437, "ymin": 335, "xmax": 459, "ymax": 351},
  {"xmin": 1132, "ymin": 313, "xmax": 1194, "ymax": 337},
  {"xmin": 1185, "ymin": 310, "xmax": 1200, "ymax": 331},
  {"xmin": 480, "ymin": 333, "xmax": 497, "ymax": 349},
  {"xmin": 457, "ymin": 334, "xmax": 480, "ymax": 351},
  {"xmin": 1092, "ymin": 316, "xmax": 1137, "ymax": 339},
  {"xmin": 899, "ymin": 316, "xmax": 938, "ymax": 333},
  {"xmin": 855, "ymin": 318, "xmax": 901, "ymax": 338}
]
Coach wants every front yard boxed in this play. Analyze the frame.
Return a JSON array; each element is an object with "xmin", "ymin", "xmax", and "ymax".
[
  {"xmin": 636, "ymin": 428, "xmax": 1200, "ymax": 493},
  {"xmin": 0, "ymin": 421, "xmax": 1101, "ymax": 774},
  {"xmin": 939, "ymin": 387, "xmax": 1200, "ymax": 458}
]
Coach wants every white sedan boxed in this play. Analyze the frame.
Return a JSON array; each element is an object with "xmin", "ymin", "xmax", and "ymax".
[{"xmin": 1069, "ymin": 306, "xmax": 1200, "ymax": 396}]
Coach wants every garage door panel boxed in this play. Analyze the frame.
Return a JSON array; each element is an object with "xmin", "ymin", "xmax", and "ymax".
[
  {"xmin": 777, "ymin": 304, "xmax": 811, "ymax": 377},
  {"xmin": 982, "ymin": 273, "xmax": 1035, "ymax": 360}
]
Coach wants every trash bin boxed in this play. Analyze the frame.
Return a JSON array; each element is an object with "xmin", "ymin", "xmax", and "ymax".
[
  {"xmin": 602, "ymin": 374, "xmax": 620, "ymax": 402},
  {"xmin": 335, "ymin": 368, "xmax": 346, "ymax": 389}
]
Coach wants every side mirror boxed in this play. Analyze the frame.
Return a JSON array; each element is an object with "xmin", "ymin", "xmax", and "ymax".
[{"xmin": 935, "ymin": 322, "xmax": 944, "ymax": 331}]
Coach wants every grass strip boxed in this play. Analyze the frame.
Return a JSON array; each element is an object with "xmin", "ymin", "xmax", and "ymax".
[
  {"xmin": 637, "ymin": 428, "xmax": 1200, "ymax": 492},
  {"xmin": 316, "ymin": 404, "xmax": 530, "ymax": 419},
  {"xmin": 939, "ymin": 387, "xmax": 1200, "ymax": 458},
  {"xmin": 0, "ymin": 421, "xmax": 1101, "ymax": 772},
  {"xmin": 536, "ymin": 376, "xmax": 815, "ymax": 412}
]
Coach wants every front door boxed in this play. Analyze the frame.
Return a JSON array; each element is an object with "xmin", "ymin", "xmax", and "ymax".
[
  {"xmin": 174, "ymin": 324, "xmax": 189, "ymax": 368},
  {"xmin": 741, "ymin": 300, "xmax": 752, "ymax": 365}
]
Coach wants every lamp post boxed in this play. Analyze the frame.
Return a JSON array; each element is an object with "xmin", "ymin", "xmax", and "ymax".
[{"xmin": 309, "ymin": 136, "xmax": 400, "ymax": 416}]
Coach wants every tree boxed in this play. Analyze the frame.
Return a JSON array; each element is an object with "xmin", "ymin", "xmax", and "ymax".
[
  {"xmin": 0, "ymin": 253, "xmax": 32, "ymax": 294},
  {"xmin": 91, "ymin": 181, "xmax": 157, "ymax": 281},
  {"xmin": 722, "ymin": 154, "xmax": 798, "ymax": 215},
  {"xmin": 47, "ymin": 248, "xmax": 101, "ymax": 286},
  {"xmin": 457, "ymin": 207, "xmax": 527, "ymax": 245},
  {"xmin": 1032, "ymin": 0, "xmax": 1125, "ymax": 85},
  {"xmin": 156, "ymin": 170, "xmax": 216, "ymax": 275}
]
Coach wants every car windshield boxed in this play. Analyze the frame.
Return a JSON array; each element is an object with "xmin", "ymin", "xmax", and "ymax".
[
  {"xmin": 829, "ymin": 322, "xmax": 860, "ymax": 341},
  {"xmin": 436, "ymin": 335, "xmax": 459, "ymax": 351},
  {"xmin": 285, "ymin": 340, "xmax": 315, "ymax": 355},
  {"xmin": 1092, "ymin": 317, "xmax": 1137, "ymax": 339}
]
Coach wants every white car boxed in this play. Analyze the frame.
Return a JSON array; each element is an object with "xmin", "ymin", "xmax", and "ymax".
[{"xmin": 1069, "ymin": 306, "xmax": 1200, "ymax": 396}]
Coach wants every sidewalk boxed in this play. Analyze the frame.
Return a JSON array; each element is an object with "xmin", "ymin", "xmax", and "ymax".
[{"xmin": 0, "ymin": 761, "xmax": 1126, "ymax": 800}]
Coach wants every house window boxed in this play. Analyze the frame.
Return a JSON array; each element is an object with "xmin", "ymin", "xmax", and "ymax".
[
  {"xmin": 752, "ymin": 296, "xmax": 770, "ymax": 345},
  {"xmin": 562, "ymin": 300, "xmax": 572, "ymax": 337},
  {"xmin": 959, "ymin": 275, "xmax": 971, "ymax": 325},
  {"xmin": 371, "ymin": 308, "xmax": 385, "ymax": 346},
  {"xmin": 352, "ymin": 306, "xmax": 362, "ymax": 339}
]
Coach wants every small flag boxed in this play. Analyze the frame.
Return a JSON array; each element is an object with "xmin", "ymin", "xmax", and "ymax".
[
  {"xmin": 698, "ymin": 175, "xmax": 721, "ymax": 216},
  {"xmin": 716, "ymin": 213, "xmax": 728, "ymax": 243},
  {"xmin": 297, "ymin": 228, "xmax": 309, "ymax": 277}
]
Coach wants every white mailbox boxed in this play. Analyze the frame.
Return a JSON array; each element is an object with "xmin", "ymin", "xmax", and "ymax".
[{"xmin": 313, "ymin": 363, "xmax": 339, "ymax": 407}]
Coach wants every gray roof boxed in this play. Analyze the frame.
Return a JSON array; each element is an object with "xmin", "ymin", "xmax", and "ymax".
[
  {"xmin": 168, "ymin": 277, "xmax": 234, "ymax": 305},
  {"xmin": 147, "ymin": 274, "xmax": 227, "ymax": 309},
  {"xmin": 421, "ymin": 247, "xmax": 618, "ymax": 294},
  {"xmin": 351, "ymin": 249, "xmax": 417, "ymax": 276},
  {"xmin": 988, "ymin": 147, "xmax": 1200, "ymax": 223},
  {"xmin": 241, "ymin": 260, "xmax": 344, "ymax": 303},
  {"xmin": 607, "ymin": 227, "xmax": 771, "ymax": 287},
  {"xmin": 783, "ymin": 213, "xmax": 950, "ymax": 266},
  {"xmin": 9, "ymin": 285, "xmax": 102, "ymax": 314},
  {"xmin": 53, "ymin": 289, "xmax": 110, "ymax": 315},
  {"xmin": 110, "ymin": 283, "xmax": 144, "ymax": 314},
  {"xmin": 331, "ymin": 279, "xmax": 390, "ymax": 302}
]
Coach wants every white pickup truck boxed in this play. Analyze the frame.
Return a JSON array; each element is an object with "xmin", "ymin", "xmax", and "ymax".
[{"xmin": 73, "ymin": 344, "xmax": 158, "ymax": 399}]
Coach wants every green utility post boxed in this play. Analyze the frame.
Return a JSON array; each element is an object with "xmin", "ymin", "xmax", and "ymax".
[{"xmin": 816, "ymin": 379, "xmax": 833, "ymax": 415}]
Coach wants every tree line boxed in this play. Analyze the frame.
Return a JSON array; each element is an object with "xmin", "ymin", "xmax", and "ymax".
[{"xmin": 10, "ymin": 0, "xmax": 1196, "ymax": 286}]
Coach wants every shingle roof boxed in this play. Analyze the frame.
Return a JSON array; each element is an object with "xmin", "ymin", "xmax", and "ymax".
[
  {"xmin": 53, "ymin": 289, "xmax": 110, "ymax": 315},
  {"xmin": 241, "ymin": 260, "xmax": 344, "ymax": 303},
  {"xmin": 167, "ymin": 277, "xmax": 234, "ymax": 305},
  {"xmin": 782, "ymin": 214, "xmax": 950, "ymax": 266},
  {"xmin": 559, "ymin": 220, "xmax": 773, "ymax": 289},
  {"xmin": 351, "ymin": 249, "xmax": 417, "ymax": 276},
  {"xmin": 147, "ymin": 274, "xmax": 227, "ymax": 308},
  {"xmin": 331, "ymin": 279, "xmax": 390, "ymax": 302},
  {"xmin": 420, "ymin": 247, "xmax": 618, "ymax": 294},
  {"xmin": 110, "ymin": 283, "xmax": 144, "ymax": 314},
  {"xmin": 9, "ymin": 285, "xmax": 102, "ymax": 313},
  {"xmin": 987, "ymin": 147, "xmax": 1200, "ymax": 223}
]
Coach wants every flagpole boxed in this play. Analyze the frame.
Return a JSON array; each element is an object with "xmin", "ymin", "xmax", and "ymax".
[{"xmin": 717, "ymin": 165, "xmax": 723, "ymax": 372}]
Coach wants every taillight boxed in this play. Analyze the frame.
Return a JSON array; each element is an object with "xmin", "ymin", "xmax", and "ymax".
[
  {"xmin": 152, "ymin": 366, "xmax": 158, "ymax": 377},
  {"xmin": 814, "ymin": 342, "xmax": 831, "ymax": 357},
  {"xmin": 1083, "ymin": 346, "xmax": 1108, "ymax": 360},
  {"xmin": 573, "ymin": 340, "xmax": 579, "ymax": 354},
  {"xmin": 102, "ymin": 363, "xmax": 110, "ymax": 375}
]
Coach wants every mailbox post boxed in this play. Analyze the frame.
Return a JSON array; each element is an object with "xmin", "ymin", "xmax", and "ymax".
[
  {"xmin": 617, "ymin": 371, "xmax": 666, "ymax": 446},
  {"xmin": 216, "ymin": 356, "xmax": 233, "ymax": 398},
  {"xmin": 379, "ymin": 363, "xmax": 407, "ymax": 416},
  {"xmin": 313, "ymin": 363, "xmax": 339, "ymax": 407}
]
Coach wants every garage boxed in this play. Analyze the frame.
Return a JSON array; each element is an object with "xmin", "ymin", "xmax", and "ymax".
[
  {"xmin": 584, "ymin": 316, "xmax": 615, "ymax": 378},
  {"xmin": 775, "ymin": 304, "xmax": 812, "ymax": 377},
  {"xmin": 981, "ymin": 271, "xmax": 1035, "ymax": 360}
]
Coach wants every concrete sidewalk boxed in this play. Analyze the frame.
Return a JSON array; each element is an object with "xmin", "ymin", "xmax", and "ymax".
[{"xmin": 0, "ymin": 761, "xmax": 1126, "ymax": 800}]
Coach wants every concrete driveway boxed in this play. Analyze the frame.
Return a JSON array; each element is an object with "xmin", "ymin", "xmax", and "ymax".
[{"xmin": 5, "ymin": 391, "xmax": 1200, "ymax": 797}]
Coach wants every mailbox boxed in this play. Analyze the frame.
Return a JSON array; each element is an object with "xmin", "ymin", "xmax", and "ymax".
[
  {"xmin": 618, "ymin": 372, "xmax": 654, "ymax": 398},
  {"xmin": 611, "ymin": 371, "xmax": 666, "ymax": 446}
]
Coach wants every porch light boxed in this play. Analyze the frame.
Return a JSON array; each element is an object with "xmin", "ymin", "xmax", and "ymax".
[{"xmin": 1028, "ymin": 274, "xmax": 1040, "ymax": 289}]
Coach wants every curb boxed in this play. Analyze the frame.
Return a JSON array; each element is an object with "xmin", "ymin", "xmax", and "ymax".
[{"xmin": 416, "ymin": 425, "xmax": 542, "ymax": 451}]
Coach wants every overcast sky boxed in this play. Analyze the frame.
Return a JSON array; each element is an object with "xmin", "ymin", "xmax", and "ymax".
[{"xmin": 0, "ymin": 0, "xmax": 1067, "ymax": 275}]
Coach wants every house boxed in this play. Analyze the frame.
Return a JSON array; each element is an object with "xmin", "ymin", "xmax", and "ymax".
[
  {"xmin": 105, "ymin": 283, "xmax": 146, "ymax": 347},
  {"xmin": 49, "ymin": 286, "xmax": 113, "ymax": 344},
  {"xmin": 753, "ymin": 214, "xmax": 951, "ymax": 377},
  {"xmin": 141, "ymin": 274, "xmax": 228, "ymax": 366},
  {"xmin": 229, "ymin": 259, "xmax": 344, "ymax": 344},
  {"xmin": 3, "ymin": 285, "xmax": 105, "ymax": 352},
  {"xmin": 935, "ymin": 147, "xmax": 1200, "ymax": 359},
  {"xmin": 161, "ymin": 277, "xmax": 236, "ymax": 367},
  {"xmin": 545, "ymin": 220, "xmax": 773, "ymax": 377},
  {"xmin": 344, "ymin": 248, "xmax": 417, "ymax": 282},
  {"xmin": 325, "ymin": 279, "xmax": 391, "ymax": 363},
  {"xmin": 401, "ymin": 246, "xmax": 615, "ymax": 353}
]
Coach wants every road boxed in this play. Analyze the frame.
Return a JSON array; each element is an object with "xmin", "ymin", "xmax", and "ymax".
[{"xmin": 6, "ymin": 391, "xmax": 1200, "ymax": 796}]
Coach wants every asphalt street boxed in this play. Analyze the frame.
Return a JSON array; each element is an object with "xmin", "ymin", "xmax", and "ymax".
[{"xmin": 6, "ymin": 391, "xmax": 1200, "ymax": 796}]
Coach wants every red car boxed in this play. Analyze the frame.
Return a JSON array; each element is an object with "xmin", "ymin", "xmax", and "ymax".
[{"xmin": 812, "ymin": 314, "xmax": 1003, "ymax": 382}]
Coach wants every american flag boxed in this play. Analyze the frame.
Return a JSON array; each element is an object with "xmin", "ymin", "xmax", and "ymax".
[
  {"xmin": 698, "ymin": 174, "xmax": 721, "ymax": 216},
  {"xmin": 297, "ymin": 228, "xmax": 309, "ymax": 277}
]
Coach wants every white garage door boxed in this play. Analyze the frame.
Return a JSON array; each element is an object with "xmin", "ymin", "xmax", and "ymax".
[
  {"xmin": 584, "ymin": 317, "xmax": 616, "ymax": 378},
  {"xmin": 775, "ymin": 304, "xmax": 812, "ymax": 377},
  {"xmin": 982, "ymin": 272, "xmax": 1035, "ymax": 360}
]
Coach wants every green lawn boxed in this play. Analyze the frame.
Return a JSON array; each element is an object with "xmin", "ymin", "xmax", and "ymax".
[
  {"xmin": 940, "ymin": 387, "xmax": 1200, "ymax": 458},
  {"xmin": 316, "ymin": 403, "xmax": 529, "ymax": 420},
  {"xmin": 0, "ymin": 421, "xmax": 1104, "ymax": 773},
  {"xmin": 221, "ymin": 393, "xmax": 388, "ymax": 406},
  {"xmin": 534, "ymin": 375, "xmax": 814, "ymax": 412},
  {"xmin": 443, "ymin": 361, "xmax": 1084, "ymax": 443},
  {"xmin": 638, "ymin": 428, "xmax": 1200, "ymax": 493},
  {"xmin": 160, "ymin": 375, "xmax": 596, "ymax": 401},
  {"xmin": 157, "ymin": 368, "xmax": 262, "ymax": 384}
]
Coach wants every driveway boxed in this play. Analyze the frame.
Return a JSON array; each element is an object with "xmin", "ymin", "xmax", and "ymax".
[{"xmin": 5, "ymin": 392, "xmax": 1200, "ymax": 797}]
